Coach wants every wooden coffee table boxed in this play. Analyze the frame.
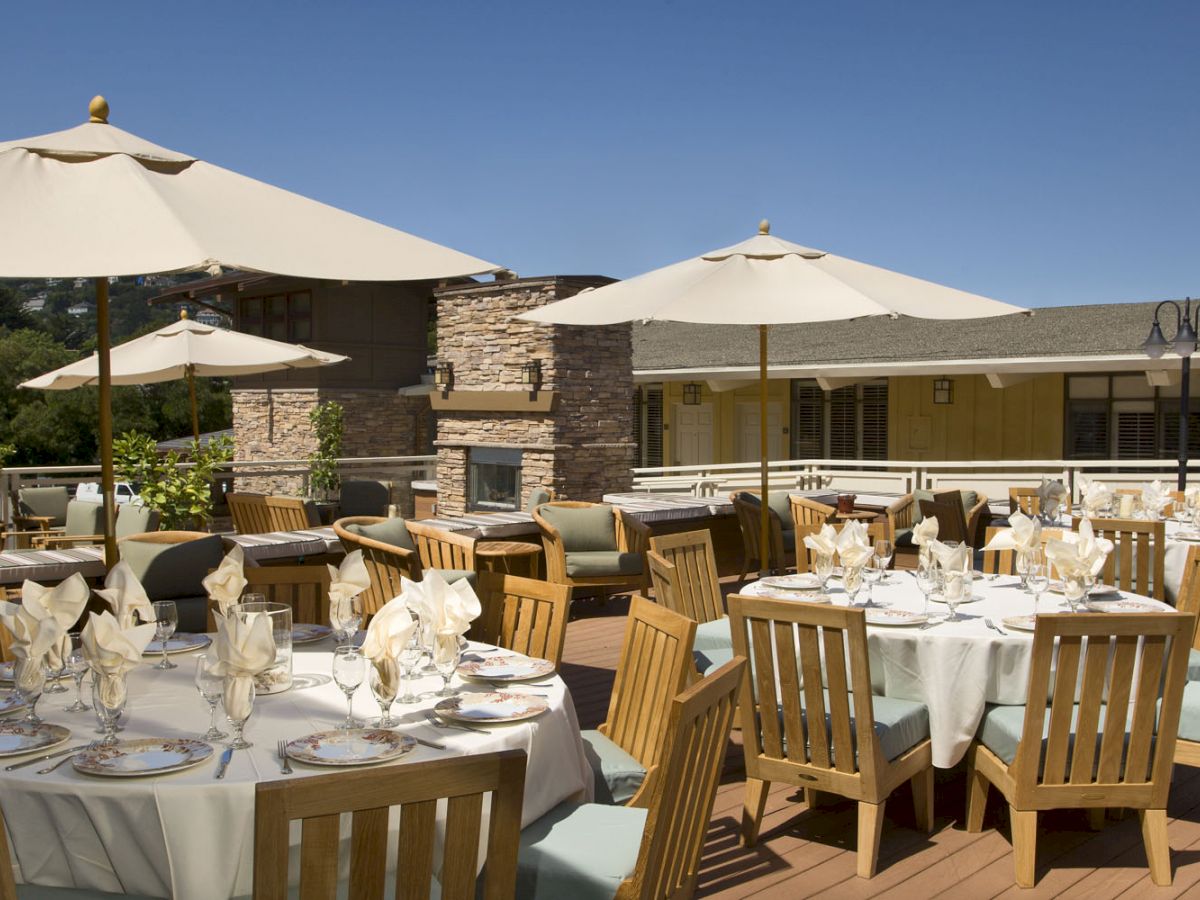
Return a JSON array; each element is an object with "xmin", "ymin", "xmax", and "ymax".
[{"xmin": 476, "ymin": 540, "xmax": 543, "ymax": 578}]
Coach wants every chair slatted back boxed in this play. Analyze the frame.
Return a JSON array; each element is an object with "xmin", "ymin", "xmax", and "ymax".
[
  {"xmin": 648, "ymin": 529, "xmax": 724, "ymax": 625},
  {"xmin": 228, "ymin": 493, "xmax": 272, "ymax": 534},
  {"xmin": 253, "ymin": 749, "xmax": 526, "ymax": 900},
  {"xmin": 919, "ymin": 499, "xmax": 969, "ymax": 545},
  {"xmin": 1012, "ymin": 613, "xmax": 1191, "ymax": 810},
  {"xmin": 1009, "ymin": 487, "xmax": 1041, "ymax": 516},
  {"xmin": 980, "ymin": 526, "xmax": 1064, "ymax": 576},
  {"xmin": 623, "ymin": 657, "xmax": 745, "ymax": 900},
  {"xmin": 600, "ymin": 595, "xmax": 696, "ymax": 806},
  {"xmin": 885, "ymin": 494, "xmax": 917, "ymax": 542},
  {"xmin": 245, "ymin": 565, "xmax": 333, "ymax": 626},
  {"xmin": 1174, "ymin": 544, "xmax": 1200, "ymax": 650},
  {"xmin": 471, "ymin": 573, "xmax": 571, "ymax": 669},
  {"xmin": 790, "ymin": 496, "xmax": 835, "ymax": 530},
  {"xmin": 794, "ymin": 522, "xmax": 888, "ymax": 572},
  {"xmin": 1071, "ymin": 516, "xmax": 1165, "ymax": 600},
  {"xmin": 406, "ymin": 519, "xmax": 476, "ymax": 573},
  {"xmin": 731, "ymin": 492, "xmax": 787, "ymax": 575},
  {"xmin": 729, "ymin": 595, "xmax": 884, "ymax": 791},
  {"xmin": 265, "ymin": 496, "xmax": 316, "ymax": 532},
  {"xmin": 333, "ymin": 517, "xmax": 419, "ymax": 618}
]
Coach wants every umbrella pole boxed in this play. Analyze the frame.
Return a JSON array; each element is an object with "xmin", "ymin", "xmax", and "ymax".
[
  {"xmin": 95, "ymin": 277, "xmax": 117, "ymax": 567},
  {"xmin": 186, "ymin": 364, "xmax": 200, "ymax": 442},
  {"xmin": 759, "ymin": 324, "xmax": 770, "ymax": 575}
]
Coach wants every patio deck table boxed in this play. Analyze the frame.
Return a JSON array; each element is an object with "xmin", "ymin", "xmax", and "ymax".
[
  {"xmin": 0, "ymin": 639, "xmax": 591, "ymax": 898},
  {"xmin": 223, "ymin": 526, "xmax": 343, "ymax": 564},
  {"xmin": 0, "ymin": 545, "xmax": 106, "ymax": 585}
]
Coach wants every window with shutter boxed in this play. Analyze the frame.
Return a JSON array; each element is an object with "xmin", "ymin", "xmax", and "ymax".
[
  {"xmin": 861, "ymin": 383, "xmax": 888, "ymax": 460},
  {"xmin": 829, "ymin": 386, "xmax": 858, "ymax": 459},
  {"xmin": 1158, "ymin": 402, "xmax": 1200, "ymax": 458},
  {"xmin": 790, "ymin": 381, "xmax": 824, "ymax": 457},
  {"xmin": 1067, "ymin": 402, "xmax": 1108, "ymax": 459},
  {"xmin": 635, "ymin": 385, "xmax": 663, "ymax": 468},
  {"xmin": 1113, "ymin": 403, "xmax": 1156, "ymax": 459}
]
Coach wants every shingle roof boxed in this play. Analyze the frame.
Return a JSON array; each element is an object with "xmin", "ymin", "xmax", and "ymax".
[{"xmin": 631, "ymin": 300, "xmax": 1173, "ymax": 372}]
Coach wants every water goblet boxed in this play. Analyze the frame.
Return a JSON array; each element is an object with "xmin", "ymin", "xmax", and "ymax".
[
  {"xmin": 942, "ymin": 570, "xmax": 966, "ymax": 622},
  {"xmin": 397, "ymin": 634, "xmax": 428, "ymax": 704},
  {"xmin": 1062, "ymin": 574, "xmax": 1086, "ymax": 613},
  {"xmin": 152, "ymin": 600, "xmax": 179, "ymax": 670},
  {"xmin": 368, "ymin": 658, "xmax": 400, "ymax": 727},
  {"xmin": 915, "ymin": 560, "xmax": 938, "ymax": 617},
  {"xmin": 193, "ymin": 654, "xmax": 227, "ymax": 741},
  {"xmin": 330, "ymin": 600, "xmax": 362, "ymax": 647},
  {"xmin": 862, "ymin": 559, "xmax": 884, "ymax": 607},
  {"xmin": 1015, "ymin": 549, "xmax": 1032, "ymax": 591},
  {"xmin": 332, "ymin": 646, "xmax": 365, "ymax": 729},
  {"xmin": 432, "ymin": 633, "xmax": 465, "ymax": 697},
  {"xmin": 91, "ymin": 672, "xmax": 127, "ymax": 744},
  {"xmin": 842, "ymin": 564, "xmax": 864, "ymax": 604},
  {"xmin": 1028, "ymin": 564, "xmax": 1050, "ymax": 616},
  {"xmin": 222, "ymin": 675, "xmax": 255, "ymax": 749},
  {"xmin": 43, "ymin": 634, "xmax": 70, "ymax": 694},
  {"xmin": 873, "ymin": 539, "xmax": 894, "ymax": 579},
  {"xmin": 813, "ymin": 552, "xmax": 834, "ymax": 590},
  {"xmin": 13, "ymin": 658, "xmax": 47, "ymax": 725},
  {"xmin": 64, "ymin": 637, "xmax": 90, "ymax": 712}
]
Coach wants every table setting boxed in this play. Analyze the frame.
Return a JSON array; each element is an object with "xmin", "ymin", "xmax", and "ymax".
[{"xmin": 0, "ymin": 558, "xmax": 591, "ymax": 899}]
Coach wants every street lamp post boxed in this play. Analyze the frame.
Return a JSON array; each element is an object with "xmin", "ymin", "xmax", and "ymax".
[{"xmin": 1142, "ymin": 297, "xmax": 1198, "ymax": 491}]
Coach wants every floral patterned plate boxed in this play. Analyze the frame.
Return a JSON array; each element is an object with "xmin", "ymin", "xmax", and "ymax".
[
  {"xmin": 285, "ymin": 729, "xmax": 416, "ymax": 767},
  {"xmin": 144, "ymin": 633, "xmax": 212, "ymax": 655},
  {"xmin": 1085, "ymin": 598, "xmax": 1167, "ymax": 614},
  {"xmin": 292, "ymin": 624, "xmax": 334, "ymax": 644},
  {"xmin": 435, "ymin": 691, "xmax": 550, "ymax": 724},
  {"xmin": 457, "ymin": 655, "xmax": 555, "ymax": 682},
  {"xmin": 1002, "ymin": 615, "xmax": 1038, "ymax": 633},
  {"xmin": 1048, "ymin": 581, "xmax": 1119, "ymax": 598},
  {"xmin": 0, "ymin": 722, "xmax": 70, "ymax": 758},
  {"xmin": 760, "ymin": 574, "xmax": 823, "ymax": 592},
  {"xmin": 0, "ymin": 661, "xmax": 12, "ymax": 683},
  {"xmin": 0, "ymin": 694, "xmax": 26, "ymax": 717},
  {"xmin": 72, "ymin": 738, "xmax": 214, "ymax": 777},
  {"xmin": 864, "ymin": 608, "xmax": 928, "ymax": 627}
]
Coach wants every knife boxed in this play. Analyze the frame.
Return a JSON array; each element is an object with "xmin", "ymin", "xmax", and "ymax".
[
  {"xmin": 5, "ymin": 744, "xmax": 93, "ymax": 772},
  {"xmin": 214, "ymin": 747, "xmax": 234, "ymax": 779}
]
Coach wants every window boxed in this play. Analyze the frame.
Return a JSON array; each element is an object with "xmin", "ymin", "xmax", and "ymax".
[
  {"xmin": 1065, "ymin": 373, "xmax": 1200, "ymax": 460},
  {"xmin": 790, "ymin": 379, "xmax": 888, "ymax": 460},
  {"xmin": 238, "ymin": 290, "xmax": 313, "ymax": 342},
  {"xmin": 634, "ymin": 386, "xmax": 663, "ymax": 468}
]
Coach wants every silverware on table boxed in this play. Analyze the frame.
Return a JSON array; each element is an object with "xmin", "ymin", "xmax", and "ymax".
[
  {"xmin": 407, "ymin": 735, "xmax": 446, "ymax": 750},
  {"xmin": 984, "ymin": 617, "xmax": 1008, "ymax": 636},
  {"xmin": 5, "ymin": 744, "xmax": 93, "ymax": 772},
  {"xmin": 424, "ymin": 710, "xmax": 488, "ymax": 735},
  {"xmin": 919, "ymin": 617, "xmax": 947, "ymax": 630},
  {"xmin": 488, "ymin": 680, "xmax": 549, "ymax": 695},
  {"xmin": 214, "ymin": 746, "xmax": 234, "ymax": 779},
  {"xmin": 37, "ymin": 754, "xmax": 78, "ymax": 775},
  {"xmin": 277, "ymin": 739, "xmax": 293, "ymax": 775}
]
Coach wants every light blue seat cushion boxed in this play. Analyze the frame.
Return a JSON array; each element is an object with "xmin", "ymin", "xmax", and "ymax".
[
  {"xmin": 822, "ymin": 691, "xmax": 929, "ymax": 763},
  {"xmin": 694, "ymin": 646, "xmax": 734, "ymax": 676},
  {"xmin": 427, "ymin": 568, "xmax": 477, "ymax": 588},
  {"xmin": 1176, "ymin": 681, "xmax": 1200, "ymax": 742},
  {"xmin": 345, "ymin": 517, "xmax": 416, "ymax": 552},
  {"xmin": 581, "ymin": 729, "xmax": 646, "ymax": 805},
  {"xmin": 564, "ymin": 551, "xmax": 643, "ymax": 578},
  {"xmin": 694, "ymin": 617, "xmax": 732, "ymax": 652},
  {"xmin": 18, "ymin": 887, "xmax": 159, "ymax": 899},
  {"xmin": 517, "ymin": 801, "xmax": 646, "ymax": 900},
  {"xmin": 1188, "ymin": 648, "xmax": 1200, "ymax": 683},
  {"xmin": 977, "ymin": 703, "xmax": 1138, "ymax": 777}
]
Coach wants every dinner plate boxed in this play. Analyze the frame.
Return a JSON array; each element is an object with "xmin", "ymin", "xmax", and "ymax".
[
  {"xmin": 760, "ymin": 574, "xmax": 823, "ymax": 592},
  {"xmin": 0, "ymin": 695, "xmax": 27, "ymax": 717},
  {"xmin": 457, "ymin": 654, "xmax": 555, "ymax": 682},
  {"xmin": 1173, "ymin": 531, "xmax": 1200, "ymax": 542},
  {"xmin": 864, "ymin": 608, "xmax": 927, "ymax": 627},
  {"xmin": 1047, "ymin": 582, "xmax": 1119, "ymax": 599},
  {"xmin": 762, "ymin": 592, "xmax": 833, "ymax": 604},
  {"xmin": 72, "ymin": 738, "xmax": 213, "ymax": 777},
  {"xmin": 1002, "ymin": 615, "xmax": 1038, "ymax": 633},
  {"xmin": 292, "ymin": 623, "xmax": 334, "ymax": 644},
  {"xmin": 435, "ymin": 691, "xmax": 550, "ymax": 724},
  {"xmin": 144, "ymin": 633, "xmax": 212, "ymax": 655},
  {"xmin": 0, "ymin": 722, "xmax": 70, "ymax": 758},
  {"xmin": 1085, "ymin": 598, "xmax": 1166, "ymax": 614},
  {"xmin": 0, "ymin": 661, "xmax": 12, "ymax": 684},
  {"xmin": 285, "ymin": 729, "xmax": 416, "ymax": 766}
]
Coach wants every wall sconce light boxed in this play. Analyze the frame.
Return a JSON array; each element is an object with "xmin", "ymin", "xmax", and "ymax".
[
  {"xmin": 682, "ymin": 382, "xmax": 702, "ymax": 405},
  {"xmin": 521, "ymin": 359, "xmax": 542, "ymax": 387},
  {"xmin": 933, "ymin": 377, "xmax": 954, "ymax": 404},
  {"xmin": 434, "ymin": 361, "xmax": 454, "ymax": 390}
]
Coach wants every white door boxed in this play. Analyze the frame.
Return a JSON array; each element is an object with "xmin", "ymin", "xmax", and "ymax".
[
  {"xmin": 737, "ymin": 401, "xmax": 784, "ymax": 462},
  {"xmin": 673, "ymin": 403, "xmax": 714, "ymax": 466}
]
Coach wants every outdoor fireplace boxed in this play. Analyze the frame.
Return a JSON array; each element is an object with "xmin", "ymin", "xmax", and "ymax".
[{"xmin": 467, "ymin": 447, "xmax": 522, "ymax": 511}]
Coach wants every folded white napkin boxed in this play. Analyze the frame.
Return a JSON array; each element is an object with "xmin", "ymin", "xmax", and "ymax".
[
  {"xmin": 211, "ymin": 612, "xmax": 276, "ymax": 721},
  {"xmin": 0, "ymin": 573, "xmax": 90, "ymax": 670},
  {"xmin": 1037, "ymin": 479, "xmax": 1068, "ymax": 517},
  {"xmin": 802, "ymin": 523, "xmax": 838, "ymax": 558},
  {"xmin": 836, "ymin": 520, "xmax": 871, "ymax": 569},
  {"xmin": 403, "ymin": 570, "xmax": 481, "ymax": 639},
  {"xmin": 327, "ymin": 550, "xmax": 371, "ymax": 628},
  {"xmin": 95, "ymin": 562, "xmax": 155, "ymax": 630},
  {"xmin": 0, "ymin": 603, "xmax": 63, "ymax": 692},
  {"xmin": 1045, "ymin": 518, "xmax": 1113, "ymax": 581},
  {"xmin": 361, "ymin": 593, "xmax": 417, "ymax": 696},
  {"xmin": 913, "ymin": 517, "xmax": 939, "ymax": 547},
  {"xmin": 456, "ymin": 698, "xmax": 515, "ymax": 719},
  {"xmin": 203, "ymin": 545, "xmax": 247, "ymax": 618},
  {"xmin": 929, "ymin": 540, "xmax": 968, "ymax": 574},
  {"xmin": 1079, "ymin": 477, "xmax": 1112, "ymax": 516},
  {"xmin": 983, "ymin": 512, "xmax": 1042, "ymax": 553},
  {"xmin": 1143, "ymin": 480, "xmax": 1170, "ymax": 515},
  {"xmin": 81, "ymin": 610, "xmax": 157, "ymax": 708}
]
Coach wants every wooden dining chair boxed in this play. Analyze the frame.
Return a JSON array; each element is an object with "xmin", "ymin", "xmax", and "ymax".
[
  {"xmin": 789, "ymin": 495, "xmax": 835, "ymax": 530},
  {"xmin": 1173, "ymin": 544, "xmax": 1200, "ymax": 682},
  {"xmin": 333, "ymin": 516, "xmax": 420, "ymax": 618},
  {"xmin": 582, "ymin": 595, "xmax": 697, "ymax": 806},
  {"xmin": 966, "ymin": 611, "xmax": 1192, "ymax": 888},
  {"xmin": 730, "ymin": 491, "xmax": 792, "ymax": 580},
  {"xmin": 1070, "ymin": 516, "xmax": 1166, "ymax": 600},
  {"xmin": 470, "ymin": 572, "xmax": 571, "ymax": 669},
  {"xmin": 979, "ymin": 526, "xmax": 1064, "ymax": 576},
  {"xmin": 1008, "ymin": 486, "xmax": 1041, "ymax": 516},
  {"xmin": 533, "ymin": 501, "xmax": 650, "ymax": 597},
  {"xmin": 254, "ymin": 749, "xmax": 527, "ymax": 900},
  {"xmin": 244, "ymin": 564, "xmax": 333, "ymax": 626},
  {"xmin": 227, "ymin": 492, "xmax": 273, "ymax": 534},
  {"xmin": 265, "ymin": 496, "xmax": 319, "ymax": 531},
  {"xmin": 647, "ymin": 529, "xmax": 724, "ymax": 626},
  {"xmin": 406, "ymin": 519, "xmax": 478, "ymax": 580},
  {"xmin": 515, "ymin": 656, "xmax": 745, "ymax": 900}
]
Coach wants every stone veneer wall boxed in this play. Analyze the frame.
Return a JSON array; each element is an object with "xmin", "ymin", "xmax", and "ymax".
[
  {"xmin": 434, "ymin": 277, "xmax": 635, "ymax": 516},
  {"xmin": 232, "ymin": 388, "xmax": 432, "ymax": 510}
]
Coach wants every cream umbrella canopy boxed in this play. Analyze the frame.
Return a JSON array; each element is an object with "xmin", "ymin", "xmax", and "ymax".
[
  {"xmin": 20, "ymin": 311, "xmax": 350, "ymax": 441},
  {"xmin": 521, "ymin": 220, "xmax": 1028, "ymax": 571},
  {"xmin": 0, "ymin": 97, "xmax": 500, "ymax": 565}
]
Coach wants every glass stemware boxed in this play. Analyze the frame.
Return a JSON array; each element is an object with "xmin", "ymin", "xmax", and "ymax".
[
  {"xmin": 332, "ymin": 646, "xmax": 365, "ymax": 729},
  {"xmin": 330, "ymin": 599, "xmax": 362, "ymax": 647},
  {"xmin": 1028, "ymin": 564, "xmax": 1050, "ymax": 615},
  {"xmin": 223, "ymin": 676, "xmax": 255, "ymax": 749},
  {"xmin": 873, "ymin": 540, "xmax": 894, "ymax": 579},
  {"xmin": 861, "ymin": 559, "xmax": 884, "ymax": 607},
  {"xmin": 152, "ymin": 600, "xmax": 179, "ymax": 670},
  {"xmin": 842, "ymin": 564, "xmax": 864, "ymax": 604},
  {"xmin": 369, "ymin": 658, "xmax": 400, "ymax": 727},
  {"xmin": 64, "ymin": 637, "xmax": 90, "ymax": 712},
  {"xmin": 43, "ymin": 634, "xmax": 70, "ymax": 694},
  {"xmin": 397, "ymin": 634, "xmax": 428, "ymax": 704},
  {"xmin": 813, "ymin": 552, "xmax": 834, "ymax": 590},
  {"xmin": 13, "ymin": 658, "xmax": 47, "ymax": 725},
  {"xmin": 942, "ymin": 570, "xmax": 967, "ymax": 622},
  {"xmin": 91, "ymin": 672, "xmax": 126, "ymax": 744},
  {"xmin": 915, "ymin": 560, "xmax": 938, "ymax": 617},
  {"xmin": 194, "ymin": 654, "xmax": 227, "ymax": 741},
  {"xmin": 432, "ymin": 633, "xmax": 464, "ymax": 697}
]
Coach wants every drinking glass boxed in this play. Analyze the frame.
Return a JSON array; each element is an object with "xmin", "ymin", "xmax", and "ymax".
[
  {"xmin": 432, "ymin": 633, "xmax": 464, "ymax": 697},
  {"xmin": 193, "ymin": 654, "xmax": 227, "ymax": 741},
  {"xmin": 861, "ymin": 559, "xmax": 884, "ymax": 607},
  {"xmin": 915, "ymin": 560, "xmax": 938, "ymax": 617},
  {"xmin": 223, "ymin": 675, "xmax": 255, "ymax": 749},
  {"xmin": 13, "ymin": 658, "xmax": 46, "ymax": 725},
  {"xmin": 91, "ymin": 672, "xmax": 126, "ymax": 744},
  {"xmin": 1028, "ymin": 564, "xmax": 1050, "ymax": 615},
  {"xmin": 64, "ymin": 635, "xmax": 90, "ymax": 712},
  {"xmin": 873, "ymin": 540, "xmax": 894, "ymax": 578},
  {"xmin": 330, "ymin": 599, "xmax": 362, "ymax": 647},
  {"xmin": 1015, "ymin": 549, "xmax": 1032, "ymax": 591},
  {"xmin": 813, "ymin": 552, "xmax": 834, "ymax": 590},
  {"xmin": 397, "ymin": 633, "xmax": 428, "ymax": 704},
  {"xmin": 43, "ymin": 634, "xmax": 69, "ymax": 694},
  {"xmin": 332, "ymin": 646, "xmax": 365, "ymax": 729},
  {"xmin": 369, "ymin": 658, "xmax": 400, "ymax": 727},
  {"xmin": 842, "ymin": 564, "xmax": 864, "ymax": 604},
  {"xmin": 152, "ymin": 600, "xmax": 179, "ymax": 670},
  {"xmin": 1063, "ymin": 574, "xmax": 1086, "ymax": 613},
  {"xmin": 942, "ymin": 570, "xmax": 967, "ymax": 622}
]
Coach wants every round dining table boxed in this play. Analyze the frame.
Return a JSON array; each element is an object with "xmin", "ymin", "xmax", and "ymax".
[
  {"xmin": 740, "ymin": 572, "xmax": 1175, "ymax": 769},
  {"xmin": 0, "ymin": 639, "xmax": 592, "ymax": 899}
]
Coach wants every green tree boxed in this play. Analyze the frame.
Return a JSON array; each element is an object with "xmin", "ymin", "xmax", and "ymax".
[
  {"xmin": 308, "ymin": 401, "xmax": 344, "ymax": 498},
  {"xmin": 113, "ymin": 430, "xmax": 234, "ymax": 529}
]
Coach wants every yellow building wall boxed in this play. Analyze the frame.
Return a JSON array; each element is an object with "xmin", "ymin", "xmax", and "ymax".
[{"xmin": 661, "ymin": 380, "xmax": 791, "ymax": 465}]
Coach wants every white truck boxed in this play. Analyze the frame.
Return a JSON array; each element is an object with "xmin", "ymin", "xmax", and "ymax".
[{"xmin": 74, "ymin": 482, "xmax": 139, "ymax": 505}]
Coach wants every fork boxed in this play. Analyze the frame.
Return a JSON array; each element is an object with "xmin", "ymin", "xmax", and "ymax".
[
  {"xmin": 984, "ymin": 618, "xmax": 1008, "ymax": 636},
  {"xmin": 424, "ymin": 710, "xmax": 488, "ymax": 735},
  {"xmin": 277, "ymin": 739, "xmax": 293, "ymax": 775}
]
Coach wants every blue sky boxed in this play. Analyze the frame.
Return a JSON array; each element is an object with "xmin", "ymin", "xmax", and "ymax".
[{"xmin": 2, "ymin": 1, "xmax": 1196, "ymax": 307}]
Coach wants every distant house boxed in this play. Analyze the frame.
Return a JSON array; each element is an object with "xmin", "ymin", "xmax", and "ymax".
[
  {"xmin": 21, "ymin": 297, "xmax": 45, "ymax": 313},
  {"xmin": 45, "ymin": 278, "xmax": 60, "ymax": 287},
  {"xmin": 66, "ymin": 302, "xmax": 93, "ymax": 317},
  {"xmin": 193, "ymin": 309, "xmax": 228, "ymax": 328},
  {"xmin": 72, "ymin": 277, "xmax": 87, "ymax": 289}
]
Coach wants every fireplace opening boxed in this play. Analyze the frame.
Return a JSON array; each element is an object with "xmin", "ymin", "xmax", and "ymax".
[{"xmin": 468, "ymin": 447, "xmax": 522, "ymax": 512}]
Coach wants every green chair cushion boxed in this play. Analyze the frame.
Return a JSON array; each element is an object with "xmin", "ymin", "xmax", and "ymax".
[
  {"xmin": 346, "ymin": 517, "xmax": 415, "ymax": 552},
  {"xmin": 767, "ymin": 492, "xmax": 795, "ymax": 532},
  {"xmin": 517, "ymin": 801, "xmax": 645, "ymax": 900},
  {"xmin": 564, "ymin": 551, "xmax": 643, "ymax": 578},
  {"xmin": 63, "ymin": 501, "xmax": 104, "ymax": 537},
  {"xmin": 115, "ymin": 503, "xmax": 160, "ymax": 539},
  {"xmin": 694, "ymin": 617, "xmax": 732, "ymax": 652},
  {"xmin": 910, "ymin": 489, "xmax": 935, "ymax": 524},
  {"xmin": 526, "ymin": 487, "xmax": 553, "ymax": 513},
  {"xmin": 977, "ymin": 702, "xmax": 1140, "ymax": 778},
  {"xmin": 18, "ymin": 886, "xmax": 160, "ymax": 899},
  {"xmin": 338, "ymin": 480, "xmax": 391, "ymax": 518},
  {"xmin": 539, "ymin": 505, "xmax": 618, "ymax": 552},
  {"xmin": 1189, "ymin": 649, "xmax": 1200, "ymax": 683},
  {"xmin": 18, "ymin": 486, "xmax": 70, "ymax": 525},
  {"xmin": 427, "ymin": 568, "xmax": 477, "ymax": 588},
  {"xmin": 581, "ymin": 729, "xmax": 647, "ymax": 805},
  {"xmin": 894, "ymin": 526, "xmax": 915, "ymax": 549},
  {"xmin": 694, "ymin": 646, "xmax": 735, "ymax": 676},
  {"xmin": 960, "ymin": 490, "xmax": 979, "ymax": 515},
  {"xmin": 1176, "ymin": 681, "xmax": 1200, "ymax": 742},
  {"xmin": 119, "ymin": 535, "xmax": 225, "ymax": 603},
  {"xmin": 814, "ymin": 690, "xmax": 929, "ymax": 763}
]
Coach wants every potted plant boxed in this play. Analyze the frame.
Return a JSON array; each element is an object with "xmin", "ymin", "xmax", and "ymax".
[
  {"xmin": 113, "ymin": 431, "xmax": 234, "ymax": 531},
  {"xmin": 307, "ymin": 400, "xmax": 344, "ymax": 503}
]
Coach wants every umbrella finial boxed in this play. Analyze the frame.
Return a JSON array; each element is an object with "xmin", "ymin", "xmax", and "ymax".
[
  {"xmin": 758, "ymin": 219, "xmax": 770, "ymax": 235},
  {"xmin": 179, "ymin": 308, "xmax": 189, "ymax": 320},
  {"xmin": 88, "ymin": 96, "xmax": 109, "ymax": 124}
]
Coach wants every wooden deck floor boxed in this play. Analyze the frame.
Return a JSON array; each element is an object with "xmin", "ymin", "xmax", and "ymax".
[{"xmin": 558, "ymin": 594, "xmax": 1200, "ymax": 899}]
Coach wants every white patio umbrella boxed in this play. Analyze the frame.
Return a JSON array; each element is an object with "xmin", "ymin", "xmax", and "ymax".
[
  {"xmin": 20, "ymin": 311, "xmax": 349, "ymax": 441},
  {"xmin": 0, "ymin": 96, "xmax": 500, "ymax": 564},
  {"xmin": 521, "ymin": 220, "xmax": 1028, "ymax": 570}
]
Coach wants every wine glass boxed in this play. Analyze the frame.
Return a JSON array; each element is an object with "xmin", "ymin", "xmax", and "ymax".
[
  {"xmin": 397, "ymin": 633, "xmax": 428, "ymax": 704},
  {"xmin": 873, "ymin": 540, "xmax": 894, "ymax": 580},
  {"xmin": 1063, "ymin": 574, "xmax": 1086, "ymax": 613},
  {"xmin": 152, "ymin": 600, "xmax": 179, "ymax": 670},
  {"xmin": 13, "ymin": 657, "xmax": 47, "ymax": 725},
  {"xmin": 43, "ymin": 634, "xmax": 70, "ymax": 694},
  {"xmin": 369, "ymin": 658, "xmax": 400, "ymax": 727},
  {"xmin": 1028, "ymin": 564, "xmax": 1050, "ymax": 615},
  {"xmin": 813, "ymin": 552, "xmax": 834, "ymax": 590},
  {"xmin": 332, "ymin": 646, "xmax": 365, "ymax": 729},
  {"xmin": 915, "ymin": 559, "xmax": 938, "ymax": 617},
  {"xmin": 194, "ymin": 654, "xmax": 227, "ymax": 741},
  {"xmin": 223, "ymin": 675, "xmax": 255, "ymax": 749},
  {"xmin": 1015, "ymin": 549, "xmax": 1032, "ymax": 591},
  {"xmin": 862, "ymin": 559, "xmax": 884, "ymax": 607},
  {"xmin": 432, "ymin": 633, "xmax": 464, "ymax": 697},
  {"xmin": 91, "ymin": 672, "xmax": 126, "ymax": 744},
  {"xmin": 63, "ymin": 635, "xmax": 90, "ymax": 712},
  {"xmin": 942, "ymin": 570, "xmax": 967, "ymax": 622},
  {"xmin": 330, "ymin": 599, "xmax": 362, "ymax": 647},
  {"xmin": 842, "ymin": 564, "xmax": 864, "ymax": 604}
]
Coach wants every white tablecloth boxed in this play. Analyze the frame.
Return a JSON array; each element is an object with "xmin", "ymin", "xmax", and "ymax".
[
  {"xmin": 742, "ymin": 573, "xmax": 1172, "ymax": 768},
  {"xmin": 0, "ymin": 641, "xmax": 591, "ymax": 899}
]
